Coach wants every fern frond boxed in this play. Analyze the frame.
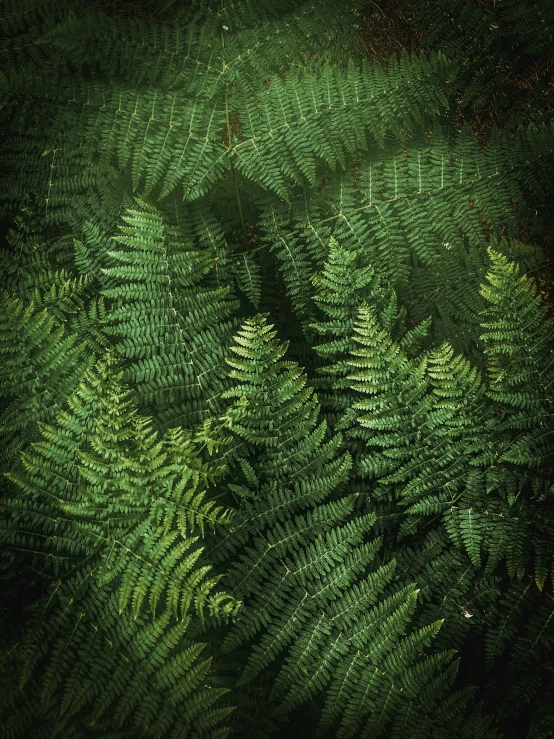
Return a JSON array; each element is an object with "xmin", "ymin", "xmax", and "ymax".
[
  {"xmin": 0, "ymin": 292, "xmax": 93, "ymax": 466},
  {"xmin": 207, "ymin": 314, "xmax": 461, "ymax": 735},
  {"xmin": 101, "ymin": 196, "xmax": 240, "ymax": 430},
  {"xmin": 1, "ymin": 350, "xmax": 240, "ymax": 734}
]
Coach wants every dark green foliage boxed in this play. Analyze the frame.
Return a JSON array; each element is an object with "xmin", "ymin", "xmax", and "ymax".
[
  {"xmin": 400, "ymin": 0, "xmax": 554, "ymax": 134},
  {"xmin": 0, "ymin": 351, "xmax": 240, "ymax": 737},
  {"xmin": 0, "ymin": 291, "xmax": 94, "ymax": 465},
  {"xmin": 309, "ymin": 236, "xmax": 400, "ymax": 421},
  {"xmin": 100, "ymin": 195, "xmax": 241, "ymax": 430},
  {"xmin": 0, "ymin": 1, "xmax": 553, "ymax": 737},
  {"xmin": 202, "ymin": 315, "xmax": 489, "ymax": 739}
]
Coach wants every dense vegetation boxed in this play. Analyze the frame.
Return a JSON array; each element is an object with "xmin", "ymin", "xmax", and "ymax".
[{"xmin": 0, "ymin": 0, "xmax": 553, "ymax": 737}]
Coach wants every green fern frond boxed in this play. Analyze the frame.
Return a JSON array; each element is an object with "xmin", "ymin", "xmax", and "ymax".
[
  {"xmin": 480, "ymin": 247, "xmax": 554, "ymax": 439},
  {"xmin": 0, "ymin": 292, "xmax": 93, "ymax": 466},
  {"xmin": 204, "ymin": 314, "xmax": 462, "ymax": 735},
  {"xmin": 1, "ymin": 349, "xmax": 240, "ymax": 735},
  {"xmin": 231, "ymin": 252, "xmax": 262, "ymax": 308},
  {"xmin": 101, "ymin": 196, "xmax": 240, "ymax": 430}
]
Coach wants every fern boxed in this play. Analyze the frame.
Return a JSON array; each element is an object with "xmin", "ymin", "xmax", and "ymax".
[
  {"xmin": 202, "ymin": 315, "xmax": 484, "ymax": 738},
  {"xmin": 480, "ymin": 247, "xmax": 554, "ymax": 462},
  {"xmin": 0, "ymin": 292, "xmax": 93, "ymax": 466},
  {"xmin": 345, "ymin": 245, "xmax": 554, "ymax": 578},
  {"xmin": 1, "ymin": 1, "xmax": 554, "ymax": 737},
  {"xmin": 0, "ymin": 351, "xmax": 240, "ymax": 736},
  {"xmin": 309, "ymin": 236, "xmax": 398, "ymax": 419},
  {"xmin": 101, "ymin": 195, "xmax": 241, "ymax": 430}
]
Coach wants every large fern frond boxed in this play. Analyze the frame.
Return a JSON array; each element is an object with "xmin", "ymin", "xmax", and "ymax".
[{"xmin": 0, "ymin": 350, "xmax": 240, "ymax": 736}]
